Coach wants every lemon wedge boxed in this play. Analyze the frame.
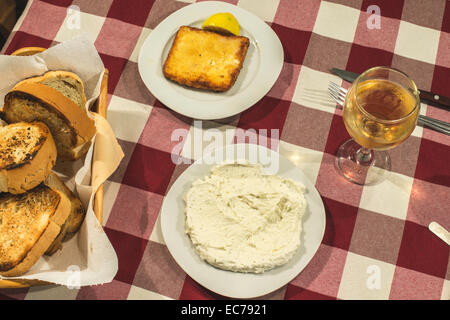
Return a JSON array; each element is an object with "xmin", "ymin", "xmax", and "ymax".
[{"xmin": 202, "ymin": 12, "xmax": 240, "ymax": 36}]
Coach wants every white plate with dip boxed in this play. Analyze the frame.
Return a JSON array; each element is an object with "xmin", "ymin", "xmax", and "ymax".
[
  {"xmin": 137, "ymin": 1, "xmax": 283, "ymax": 120},
  {"xmin": 160, "ymin": 144, "xmax": 326, "ymax": 299}
]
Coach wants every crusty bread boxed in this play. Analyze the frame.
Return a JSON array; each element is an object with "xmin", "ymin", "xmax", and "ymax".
[
  {"xmin": 14, "ymin": 71, "xmax": 87, "ymax": 111},
  {"xmin": 163, "ymin": 26, "xmax": 250, "ymax": 92},
  {"xmin": 44, "ymin": 172, "xmax": 85, "ymax": 255},
  {"xmin": 0, "ymin": 122, "xmax": 57, "ymax": 194},
  {"xmin": 2, "ymin": 71, "xmax": 96, "ymax": 160},
  {"xmin": 40, "ymin": 72, "xmax": 87, "ymax": 110},
  {"xmin": 0, "ymin": 184, "xmax": 71, "ymax": 277}
]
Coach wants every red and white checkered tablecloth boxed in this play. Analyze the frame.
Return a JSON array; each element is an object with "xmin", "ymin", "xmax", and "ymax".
[{"xmin": 0, "ymin": 0, "xmax": 449, "ymax": 300}]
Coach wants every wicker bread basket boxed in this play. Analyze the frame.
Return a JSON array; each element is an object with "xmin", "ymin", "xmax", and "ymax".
[{"xmin": 0, "ymin": 46, "xmax": 109, "ymax": 288}]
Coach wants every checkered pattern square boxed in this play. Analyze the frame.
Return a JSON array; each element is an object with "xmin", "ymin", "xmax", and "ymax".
[
  {"xmin": 129, "ymin": 27, "xmax": 152, "ymax": 63},
  {"xmin": 361, "ymin": 0, "xmax": 404, "ymax": 20},
  {"xmin": 442, "ymin": 3, "xmax": 450, "ymax": 33},
  {"xmin": 337, "ymin": 252, "xmax": 396, "ymax": 300},
  {"xmin": 107, "ymin": 95, "xmax": 152, "ymax": 142},
  {"xmin": 2, "ymin": 31, "xmax": 53, "ymax": 55},
  {"xmin": 322, "ymin": 197, "xmax": 359, "ymax": 251},
  {"xmin": 71, "ymin": 0, "xmax": 114, "ymax": 17},
  {"xmin": 114, "ymin": 60, "xmax": 156, "ymax": 105},
  {"xmin": 278, "ymin": 141, "xmax": 324, "ymax": 185},
  {"xmin": 106, "ymin": 185, "xmax": 163, "ymax": 238},
  {"xmin": 144, "ymin": 0, "xmax": 189, "ymax": 29},
  {"xmin": 396, "ymin": 221, "xmax": 449, "ymax": 278},
  {"xmin": 292, "ymin": 66, "xmax": 343, "ymax": 114},
  {"xmin": 95, "ymin": 18, "xmax": 142, "ymax": 60},
  {"xmin": 359, "ymin": 172, "xmax": 414, "ymax": 220},
  {"xmin": 406, "ymin": 179, "xmax": 450, "ymax": 228},
  {"xmin": 415, "ymin": 138, "xmax": 450, "ymax": 186},
  {"xmin": 316, "ymin": 153, "xmax": 364, "ymax": 207},
  {"xmin": 271, "ymin": 23, "xmax": 311, "ymax": 65},
  {"xmin": 313, "ymin": 1, "xmax": 360, "ymax": 43},
  {"xmin": 122, "ymin": 144, "xmax": 177, "ymax": 195},
  {"xmin": 237, "ymin": 96, "xmax": 290, "ymax": 141},
  {"xmin": 349, "ymin": 209, "xmax": 405, "ymax": 264},
  {"xmin": 303, "ymin": 33, "xmax": 352, "ymax": 74},
  {"xmin": 389, "ymin": 267, "xmax": 446, "ymax": 300},
  {"xmin": 400, "ymin": 0, "xmax": 446, "ymax": 30},
  {"xmin": 1, "ymin": 0, "xmax": 449, "ymax": 300},
  {"xmin": 394, "ymin": 20, "xmax": 441, "ymax": 65},
  {"xmin": 138, "ymin": 105, "xmax": 192, "ymax": 154},
  {"xmin": 323, "ymin": 113, "xmax": 351, "ymax": 155},
  {"xmin": 19, "ymin": 0, "xmax": 67, "ymax": 40},
  {"xmin": 432, "ymin": 65, "xmax": 450, "ymax": 98},
  {"xmin": 289, "ymin": 244, "xmax": 348, "ymax": 298},
  {"xmin": 133, "ymin": 241, "xmax": 186, "ymax": 299},
  {"xmin": 436, "ymin": 32, "xmax": 450, "ymax": 69},
  {"xmin": 54, "ymin": 10, "xmax": 106, "ymax": 43},
  {"xmin": 388, "ymin": 135, "xmax": 421, "ymax": 177},
  {"xmin": 107, "ymin": 0, "xmax": 155, "ymax": 27},
  {"xmin": 282, "ymin": 102, "xmax": 334, "ymax": 152},
  {"xmin": 103, "ymin": 227, "xmax": 149, "ymax": 284},
  {"xmin": 391, "ymin": 55, "xmax": 435, "ymax": 91},
  {"xmin": 181, "ymin": 120, "xmax": 236, "ymax": 161},
  {"xmin": 98, "ymin": 53, "xmax": 128, "ymax": 93},
  {"xmin": 272, "ymin": 0, "xmax": 320, "ymax": 31},
  {"xmin": 238, "ymin": 0, "xmax": 279, "ymax": 22},
  {"xmin": 347, "ymin": 44, "xmax": 394, "ymax": 74},
  {"xmin": 266, "ymin": 62, "xmax": 301, "ymax": 101},
  {"xmin": 353, "ymin": 13, "xmax": 400, "ymax": 53}
]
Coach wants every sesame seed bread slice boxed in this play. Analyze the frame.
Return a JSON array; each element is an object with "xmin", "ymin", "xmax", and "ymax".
[
  {"xmin": 0, "ymin": 122, "xmax": 57, "ymax": 194},
  {"xmin": 2, "ymin": 71, "xmax": 96, "ymax": 160},
  {"xmin": 0, "ymin": 184, "xmax": 71, "ymax": 277}
]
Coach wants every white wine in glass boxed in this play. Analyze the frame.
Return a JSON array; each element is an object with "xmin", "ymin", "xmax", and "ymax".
[{"xmin": 336, "ymin": 66, "xmax": 420, "ymax": 185}]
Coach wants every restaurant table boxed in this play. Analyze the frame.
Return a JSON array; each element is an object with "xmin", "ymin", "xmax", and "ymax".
[{"xmin": 0, "ymin": 0, "xmax": 449, "ymax": 300}]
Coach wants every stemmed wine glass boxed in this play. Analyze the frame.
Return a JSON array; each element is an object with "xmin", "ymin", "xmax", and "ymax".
[{"xmin": 336, "ymin": 66, "xmax": 420, "ymax": 185}]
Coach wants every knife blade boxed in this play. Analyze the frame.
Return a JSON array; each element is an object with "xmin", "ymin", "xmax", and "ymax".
[{"xmin": 330, "ymin": 68, "xmax": 450, "ymax": 111}]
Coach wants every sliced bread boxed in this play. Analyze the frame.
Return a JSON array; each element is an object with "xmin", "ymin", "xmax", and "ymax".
[
  {"xmin": 44, "ymin": 172, "xmax": 85, "ymax": 255},
  {"xmin": 0, "ymin": 121, "xmax": 57, "ymax": 194},
  {"xmin": 2, "ymin": 71, "xmax": 96, "ymax": 160},
  {"xmin": 0, "ymin": 184, "xmax": 71, "ymax": 277}
]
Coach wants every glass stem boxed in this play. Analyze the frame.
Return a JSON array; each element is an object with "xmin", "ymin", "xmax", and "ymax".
[{"xmin": 355, "ymin": 147, "xmax": 373, "ymax": 165}]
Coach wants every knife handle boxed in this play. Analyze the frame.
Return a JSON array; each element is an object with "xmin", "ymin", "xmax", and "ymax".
[{"xmin": 419, "ymin": 90, "xmax": 450, "ymax": 110}]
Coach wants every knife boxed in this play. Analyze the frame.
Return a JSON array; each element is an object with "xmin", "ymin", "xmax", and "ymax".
[
  {"xmin": 331, "ymin": 68, "xmax": 450, "ymax": 111},
  {"xmin": 429, "ymin": 222, "xmax": 450, "ymax": 246}
]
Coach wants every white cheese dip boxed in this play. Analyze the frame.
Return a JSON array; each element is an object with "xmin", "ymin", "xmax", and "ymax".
[{"xmin": 184, "ymin": 162, "xmax": 307, "ymax": 273}]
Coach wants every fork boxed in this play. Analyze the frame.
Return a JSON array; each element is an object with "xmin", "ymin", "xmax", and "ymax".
[{"xmin": 328, "ymin": 82, "xmax": 450, "ymax": 136}]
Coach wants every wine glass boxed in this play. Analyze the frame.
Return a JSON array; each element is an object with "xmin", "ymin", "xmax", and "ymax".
[{"xmin": 336, "ymin": 66, "xmax": 420, "ymax": 185}]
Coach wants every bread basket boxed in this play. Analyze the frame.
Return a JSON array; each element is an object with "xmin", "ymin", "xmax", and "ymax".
[{"xmin": 0, "ymin": 46, "xmax": 109, "ymax": 289}]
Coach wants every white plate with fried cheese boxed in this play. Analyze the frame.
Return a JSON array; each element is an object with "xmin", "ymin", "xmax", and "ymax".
[
  {"xmin": 138, "ymin": 1, "xmax": 283, "ymax": 120},
  {"xmin": 160, "ymin": 144, "xmax": 326, "ymax": 299}
]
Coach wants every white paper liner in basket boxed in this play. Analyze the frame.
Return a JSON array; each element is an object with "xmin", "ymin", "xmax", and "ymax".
[{"xmin": 0, "ymin": 34, "xmax": 124, "ymax": 286}]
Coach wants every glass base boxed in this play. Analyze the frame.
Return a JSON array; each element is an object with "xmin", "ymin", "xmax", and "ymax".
[{"xmin": 335, "ymin": 139, "xmax": 391, "ymax": 185}]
